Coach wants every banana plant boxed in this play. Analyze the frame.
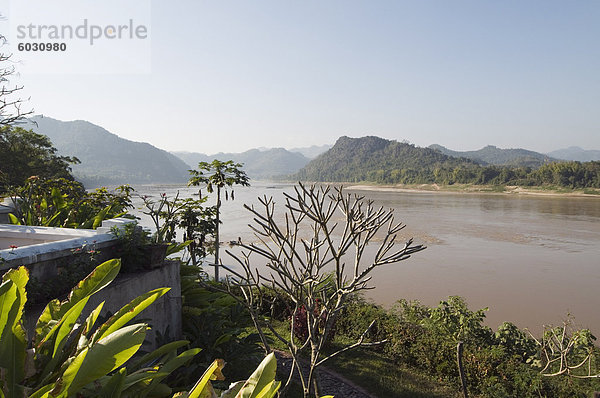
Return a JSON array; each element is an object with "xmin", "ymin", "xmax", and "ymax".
[
  {"xmin": 0, "ymin": 259, "xmax": 199, "ymax": 398},
  {"xmin": 173, "ymin": 352, "xmax": 280, "ymax": 398}
]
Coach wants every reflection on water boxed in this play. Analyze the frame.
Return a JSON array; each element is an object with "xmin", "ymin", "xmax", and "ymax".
[{"xmin": 130, "ymin": 183, "xmax": 600, "ymax": 333}]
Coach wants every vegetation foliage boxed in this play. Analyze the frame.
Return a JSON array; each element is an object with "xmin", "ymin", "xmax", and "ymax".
[
  {"xmin": 333, "ymin": 295, "xmax": 600, "ymax": 397},
  {"xmin": 0, "ymin": 127, "xmax": 79, "ymax": 193},
  {"xmin": 6, "ymin": 177, "xmax": 133, "ymax": 229},
  {"xmin": 0, "ymin": 258, "xmax": 283, "ymax": 398}
]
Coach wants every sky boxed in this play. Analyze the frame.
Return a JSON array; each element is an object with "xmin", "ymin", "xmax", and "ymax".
[{"xmin": 4, "ymin": 0, "xmax": 600, "ymax": 154}]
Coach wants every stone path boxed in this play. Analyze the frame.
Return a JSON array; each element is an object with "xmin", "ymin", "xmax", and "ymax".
[{"xmin": 274, "ymin": 350, "xmax": 375, "ymax": 398}]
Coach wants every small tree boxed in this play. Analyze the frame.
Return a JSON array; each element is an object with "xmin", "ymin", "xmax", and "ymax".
[
  {"xmin": 0, "ymin": 29, "xmax": 33, "ymax": 127},
  {"xmin": 0, "ymin": 126, "xmax": 80, "ymax": 192},
  {"xmin": 139, "ymin": 191, "xmax": 218, "ymax": 265},
  {"xmin": 216, "ymin": 183, "xmax": 425, "ymax": 397},
  {"xmin": 188, "ymin": 160, "xmax": 249, "ymax": 280}
]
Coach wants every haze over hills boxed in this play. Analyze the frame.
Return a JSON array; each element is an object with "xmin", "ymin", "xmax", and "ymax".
[
  {"xmin": 287, "ymin": 144, "xmax": 332, "ymax": 159},
  {"xmin": 172, "ymin": 148, "xmax": 310, "ymax": 179},
  {"xmin": 19, "ymin": 116, "xmax": 599, "ymax": 186},
  {"xmin": 295, "ymin": 136, "xmax": 477, "ymax": 182},
  {"xmin": 27, "ymin": 116, "xmax": 190, "ymax": 187},
  {"xmin": 547, "ymin": 147, "xmax": 600, "ymax": 162},
  {"xmin": 429, "ymin": 144, "xmax": 555, "ymax": 168}
]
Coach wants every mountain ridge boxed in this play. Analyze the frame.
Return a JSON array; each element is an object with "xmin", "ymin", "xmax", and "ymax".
[
  {"xmin": 172, "ymin": 148, "xmax": 310, "ymax": 179},
  {"xmin": 27, "ymin": 116, "xmax": 190, "ymax": 187},
  {"xmin": 429, "ymin": 144, "xmax": 555, "ymax": 167},
  {"xmin": 547, "ymin": 146, "xmax": 600, "ymax": 162}
]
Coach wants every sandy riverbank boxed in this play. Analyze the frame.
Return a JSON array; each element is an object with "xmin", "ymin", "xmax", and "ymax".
[{"xmin": 344, "ymin": 183, "xmax": 600, "ymax": 198}]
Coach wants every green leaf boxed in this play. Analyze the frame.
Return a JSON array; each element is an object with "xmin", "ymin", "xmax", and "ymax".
[
  {"xmin": 37, "ymin": 297, "xmax": 91, "ymax": 383},
  {"xmin": 51, "ymin": 187, "xmax": 66, "ymax": 210},
  {"xmin": 129, "ymin": 340, "xmax": 191, "ymax": 372},
  {"xmin": 97, "ymin": 367, "xmax": 127, "ymax": 398},
  {"xmin": 236, "ymin": 352, "xmax": 277, "ymax": 398},
  {"xmin": 28, "ymin": 383, "xmax": 54, "ymax": 398},
  {"xmin": 35, "ymin": 259, "xmax": 121, "ymax": 346},
  {"xmin": 83, "ymin": 301, "xmax": 105, "ymax": 336},
  {"xmin": 142, "ymin": 348, "xmax": 201, "ymax": 397},
  {"xmin": 7, "ymin": 213, "xmax": 21, "ymax": 225},
  {"xmin": 0, "ymin": 280, "xmax": 16, "ymax": 333},
  {"xmin": 92, "ymin": 287, "xmax": 170, "ymax": 344},
  {"xmin": 0, "ymin": 267, "xmax": 28, "ymax": 396},
  {"xmin": 92, "ymin": 205, "xmax": 111, "ymax": 229},
  {"xmin": 70, "ymin": 258, "xmax": 122, "ymax": 300},
  {"xmin": 121, "ymin": 370, "xmax": 169, "ymax": 392},
  {"xmin": 166, "ymin": 240, "xmax": 192, "ymax": 256},
  {"xmin": 53, "ymin": 298, "xmax": 89, "ymax": 356},
  {"xmin": 55, "ymin": 323, "xmax": 146, "ymax": 398},
  {"xmin": 253, "ymin": 381, "xmax": 281, "ymax": 398},
  {"xmin": 187, "ymin": 358, "xmax": 226, "ymax": 398}
]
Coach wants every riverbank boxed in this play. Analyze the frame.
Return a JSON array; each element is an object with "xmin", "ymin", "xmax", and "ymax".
[{"xmin": 344, "ymin": 183, "xmax": 600, "ymax": 197}]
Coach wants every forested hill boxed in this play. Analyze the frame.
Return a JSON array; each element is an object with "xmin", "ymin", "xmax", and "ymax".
[
  {"xmin": 27, "ymin": 116, "xmax": 190, "ymax": 187},
  {"xmin": 294, "ymin": 135, "xmax": 600, "ymax": 188},
  {"xmin": 294, "ymin": 136, "xmax": 477, "ymax": 182},
  {"xmin": 429, "ymin": 144, "xmax": 555, "ymax": 167}
]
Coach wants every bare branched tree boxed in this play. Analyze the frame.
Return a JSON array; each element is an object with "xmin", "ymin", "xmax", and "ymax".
[
  {"xmin": 530, "ymin": 317, "xmax": 600, "ymax": 379},
  {"xmin": 211, "ymin": 183, "xmax": 425, "ymax": 397},
  {"xmin": 0, "ymin": 25, "xmax": 34, "ymax": 127}
]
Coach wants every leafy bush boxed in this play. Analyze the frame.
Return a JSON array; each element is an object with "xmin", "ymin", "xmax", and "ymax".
[
  {"xmin": 0, "ymin": 126, "xmax": 78, "ymax": 193},
  {"xmin": 179, "ymin": 265, "xmax": 264, "ymax": 386},
  {"xmin": 7, "ymin": 177, "xmax": 133, "ymax": 228},
  {"xmin": 333, "ymin": 295, "xmax": 600, "ymax": 397}
]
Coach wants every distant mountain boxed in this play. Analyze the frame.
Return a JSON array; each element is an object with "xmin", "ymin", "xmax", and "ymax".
[
  {"xmin": 295, "ymin": 136, "xmax": 477, "ymax": 182},
  {"xmin": 547, "ymin": 147, "xmax": 600, "ymax": 162},
  {"xmin": 27, "ymin": 116, "xmax": 190, "ymax": 187},
  {"xmin": 172, "ymin": 148, "xmax": 310, "ymax": 180},
  {"xmin": 429, "ymin": 144, "xmax": 555, "ymax": 168},
  {"xmin": 288, "ymin": 144, "xmax": 332, "ymax": 159}
]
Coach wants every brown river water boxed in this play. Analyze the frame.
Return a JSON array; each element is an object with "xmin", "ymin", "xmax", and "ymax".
[{"xmin": 132, "ymin": 182, "xmax": 600, "ymax": 334}]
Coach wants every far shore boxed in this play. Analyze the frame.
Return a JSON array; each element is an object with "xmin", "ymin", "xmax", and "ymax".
[{"xmin": 342, "ymin": 183, "xmax": 600, "ymax": 198}]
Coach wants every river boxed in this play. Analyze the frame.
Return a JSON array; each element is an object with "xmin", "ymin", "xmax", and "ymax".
[{"xmin": 130, "ymin": 182, "xmax": 600, "ymax": 334}]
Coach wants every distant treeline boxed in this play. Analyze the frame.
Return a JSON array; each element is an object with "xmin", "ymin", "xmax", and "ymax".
[
  {"xmin": 315, "ymin": 160, "xmax": 600, "ymax": 188},
  {"xmin": 361, "ymin": 161, "xmax": 600, "ymax": 188}
]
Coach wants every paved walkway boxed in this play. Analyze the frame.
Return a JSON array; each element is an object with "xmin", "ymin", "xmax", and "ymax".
[{"xmin": 274, "ymin": 350, "xmax": 375, "ymax": 398}]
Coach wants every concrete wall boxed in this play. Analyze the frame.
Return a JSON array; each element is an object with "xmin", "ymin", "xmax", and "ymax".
[
  {"xmin": 1, "ymin": 218, "xmax": 183, "ymax": 351},
  {"xmin": 0, "ymin": 204, "xmax": 11, "ymax": 224},
  {"xmin": 0, "ymin": 218, "xmax": 132, "ymax": 279},
  {"xmin": 25, "ymin": 259, "xmax": 182, "ymax": 351}
]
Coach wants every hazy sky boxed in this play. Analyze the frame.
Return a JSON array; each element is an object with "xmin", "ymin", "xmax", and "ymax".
[{"xmin": 9, "ymin": 0, "xmax": 600, "ymax": 154}]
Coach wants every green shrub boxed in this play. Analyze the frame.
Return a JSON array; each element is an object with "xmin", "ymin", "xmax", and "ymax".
[
  {"xmin": 333, "ymin": 295, "xmax": 600, "ymax": 397},
  {"xmin": 179, "ymin": 265, "xmax": 264, "ymax": 386}
]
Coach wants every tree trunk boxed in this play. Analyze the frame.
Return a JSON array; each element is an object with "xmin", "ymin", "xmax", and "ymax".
[
  {"xmin": 214, "ymin": 186, "xmax": 221, "ymax": 281},
  {"xmin": 457, "ymin": 341, "xmax": 468, "ymax": 398}
]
